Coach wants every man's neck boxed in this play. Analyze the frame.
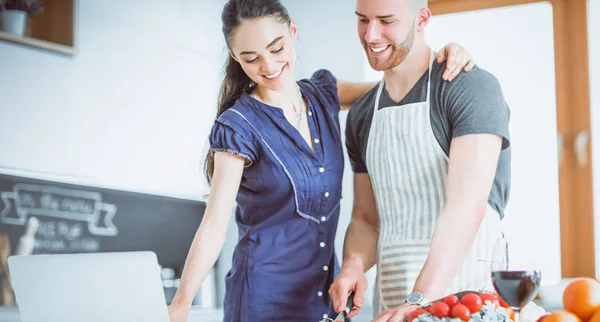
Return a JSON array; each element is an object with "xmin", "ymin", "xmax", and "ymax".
[{"xmin": 383, "ymin": 42, "xmax": 432, "ymax": 103}]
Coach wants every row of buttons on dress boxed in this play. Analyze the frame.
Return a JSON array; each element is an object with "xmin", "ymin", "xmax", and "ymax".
[
  {"xmin": 308, "ymin": 109, "xmax": 331, "ymax": 201},
  {"xmin": 308, "ymin": 100, "xmax": 334, "ymax": 321},
  {"xmin": 310, "ymin": 107, "xmax": 331, "ymax": 317}
]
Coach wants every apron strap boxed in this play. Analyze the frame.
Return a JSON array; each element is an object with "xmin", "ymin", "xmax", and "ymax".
[
  {"xmin": 374, "ymin": 49, "xmax": 436, "ymax": 110},
  {"xmin": 425, "ymin": 50, "xmax": 434, "ymax": 105}
]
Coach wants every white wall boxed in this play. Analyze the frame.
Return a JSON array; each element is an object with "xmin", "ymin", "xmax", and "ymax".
[
  {"xmin": 589, "ymin": 0, "xmax": 600, "ymax": 279},
  {"xmin": 0, "ymin": 0, "xmax": 228, "ymax": 200}
]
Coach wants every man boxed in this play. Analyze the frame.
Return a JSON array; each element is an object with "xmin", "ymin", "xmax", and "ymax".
[{"xmin": 329, "ymin": 0, "xmax": 511, "ymax": 321}]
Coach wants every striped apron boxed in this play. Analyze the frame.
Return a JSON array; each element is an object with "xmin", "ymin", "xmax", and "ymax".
[{"xmin": 366, "ymin": 51, "xmax": 508, "ymax": 315}]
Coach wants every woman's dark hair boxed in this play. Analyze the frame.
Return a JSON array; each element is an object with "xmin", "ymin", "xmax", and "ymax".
[{"xmin": 204, "ymin": 0, "xmax": 291, "ymax": 183}]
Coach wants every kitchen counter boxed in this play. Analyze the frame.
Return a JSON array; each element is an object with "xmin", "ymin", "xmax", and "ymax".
[
  {"xmin": 0, "ymin": 306, "xmax": 223, "ymax": 322},
  {"xmin": 0, "ymin": 303, "xmax": 564, "ymax": 322},
  {"xmin": 0, "ymin": 306, "xmax": 376, "ymax": 322}
]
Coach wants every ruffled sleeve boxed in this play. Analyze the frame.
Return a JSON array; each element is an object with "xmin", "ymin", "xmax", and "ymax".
[
  {"xmin": 209, "ymin": 120, "xmax": 258, "ymax": 167},
  {"xmin": 310, "ymin": 69, "xmax": 340, "ymax": 112}
]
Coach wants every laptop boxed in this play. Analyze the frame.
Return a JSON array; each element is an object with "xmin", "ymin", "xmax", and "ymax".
[{"xmin": 8, "ymin": 251, "xmax": 169, "ymax": 322}]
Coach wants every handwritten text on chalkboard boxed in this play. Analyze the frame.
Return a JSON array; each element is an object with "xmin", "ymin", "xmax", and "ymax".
[{"xmin": 0, "ymin": 184, "xmax": 119, "ymax": 236}]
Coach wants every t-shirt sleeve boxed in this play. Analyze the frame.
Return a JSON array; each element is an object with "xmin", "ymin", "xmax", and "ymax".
[
  {"xmin": 311, "ymin": 69, "xmax": 341, "ymax": 113},
  {"xmin": 209, "ymin": 119, "xmax": 258, "ymax": 166},
  {"xmin": 345, "ymin": 105, "xmax": 369, "ymax": 173},
  {"xmin": 445, "ymin": 68, "xmax": 511, "ymax": 150}
]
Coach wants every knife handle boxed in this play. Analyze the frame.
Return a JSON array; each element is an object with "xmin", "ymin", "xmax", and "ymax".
[{"xmin": 341, "ymin": 291, "xmax": 356, "ymax": 317}]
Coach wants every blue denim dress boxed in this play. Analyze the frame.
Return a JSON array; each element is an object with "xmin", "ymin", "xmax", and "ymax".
[{"xmin": 209, "ymin": 70, "xmax": 345, "ymax": 322}]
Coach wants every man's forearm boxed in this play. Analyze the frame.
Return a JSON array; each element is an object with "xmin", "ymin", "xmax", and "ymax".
[
  {"xmin": 412, "ymin": 203, "xmax": 486, "ymax": 301},
  {"xmin": 342, "ymin": 217, "xmax": 379, "ymax": 272},
  {"xmin": 412, "ymin": 134, "xmax": 502, "ymax": 301}
]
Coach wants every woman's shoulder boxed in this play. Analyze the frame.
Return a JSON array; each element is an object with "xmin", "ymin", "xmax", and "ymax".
[
  {"xmin": 300, "ymin": 69, "xmax": 336, "ymax": 91},
  {"xmin": 300, "ymin": 69, "xmax": 340, "ymax": 113},
  {"xmin": 213, "ymin": 96, "xmax": 258, "ymax": 139},
  {"xmin": 310, "ymin": 69, "xmax": 336, "ymax": 85},
  {"xmin": 209, "ymin": 100, "xmax": 260, "ymax": 165}
]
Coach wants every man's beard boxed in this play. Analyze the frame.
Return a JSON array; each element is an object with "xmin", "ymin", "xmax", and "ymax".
[{"xmin": 364, "ymin": 27, "xmax": 415, "ymax": 71}]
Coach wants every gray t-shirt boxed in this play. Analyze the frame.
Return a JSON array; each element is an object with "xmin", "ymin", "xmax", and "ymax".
[{"xmin": 345, "ymin": 61, "xmax": 511, "ymax": 218}]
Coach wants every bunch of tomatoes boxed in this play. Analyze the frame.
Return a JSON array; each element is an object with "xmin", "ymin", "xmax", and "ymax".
[{"xmin": 408, "ymin": 292, "xmax": 511, "ymax": 322}]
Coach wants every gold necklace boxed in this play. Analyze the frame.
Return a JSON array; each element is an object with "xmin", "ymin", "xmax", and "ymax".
[
  {"xmin": 252, "ymin": 87, "xmax": 304, "ymax": 129},
  {"xmin": 294, "ymin": 86, "xmax": 304, "ymax": 129}
]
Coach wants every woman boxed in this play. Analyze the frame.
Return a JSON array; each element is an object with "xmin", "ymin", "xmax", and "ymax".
[{"xmin": 168, "ymin": 0, "xmax": 474, "ymax": 321}]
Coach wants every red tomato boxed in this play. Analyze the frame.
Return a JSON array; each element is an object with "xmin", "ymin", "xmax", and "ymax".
[
  {"xmin": 408, "ymin": 308, "xmax": 429, "ymax": 322},
  {"xmin": 444, "ymin": 295, "xmax": 460, "ymax": 308},
  {"xmin": 461, "ymin": 293, "xmax": 483, "ymax": 313},
  {"xmin": 480, "ymin": 293, "xmax": 500, "ymax": 307},
  {"xmin": 430, "ymin": 302, "xmax": 451, "ymax": 318},
  {"xmin": 451, "ymin": 303, "xmax": 472, "ymax": 321}
]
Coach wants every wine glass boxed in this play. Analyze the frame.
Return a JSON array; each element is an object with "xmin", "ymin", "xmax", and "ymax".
[{"xmin": 491, "ymin": 270, "xmax": 542, "ymax": 322}]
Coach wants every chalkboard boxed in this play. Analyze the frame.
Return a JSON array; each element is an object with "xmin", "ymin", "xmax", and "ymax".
[{"xmin": 0, "ymin": 173, "xmax": 206, "ymax": 271}]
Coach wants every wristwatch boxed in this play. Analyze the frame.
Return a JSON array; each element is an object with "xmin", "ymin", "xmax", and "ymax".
[{"xmin": 405, "ymin": 292, "xmax": 429, "ymax": 306}]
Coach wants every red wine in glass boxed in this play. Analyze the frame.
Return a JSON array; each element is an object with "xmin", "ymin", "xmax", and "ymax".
[{"xmin": 492, "ymin": 270, "xmax": 542, "ymax": 322}]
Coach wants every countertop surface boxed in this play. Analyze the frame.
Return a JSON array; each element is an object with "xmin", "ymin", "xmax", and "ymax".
[
  {"xmin": 0, "ymin": 306, "xmax": 223, "ymax": 322},
  {"xmin": 0, "ymin": 305, "xmax": 377, "ymax": 322},
  {"xmin": 0, "ymin": 302, "xmax": 560, "ymax": 322}
]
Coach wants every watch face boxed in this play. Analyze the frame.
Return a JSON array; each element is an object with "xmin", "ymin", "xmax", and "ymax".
[{"xmin": 407, "ymin": 292, "xmax": 423, "ymax": 303}]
